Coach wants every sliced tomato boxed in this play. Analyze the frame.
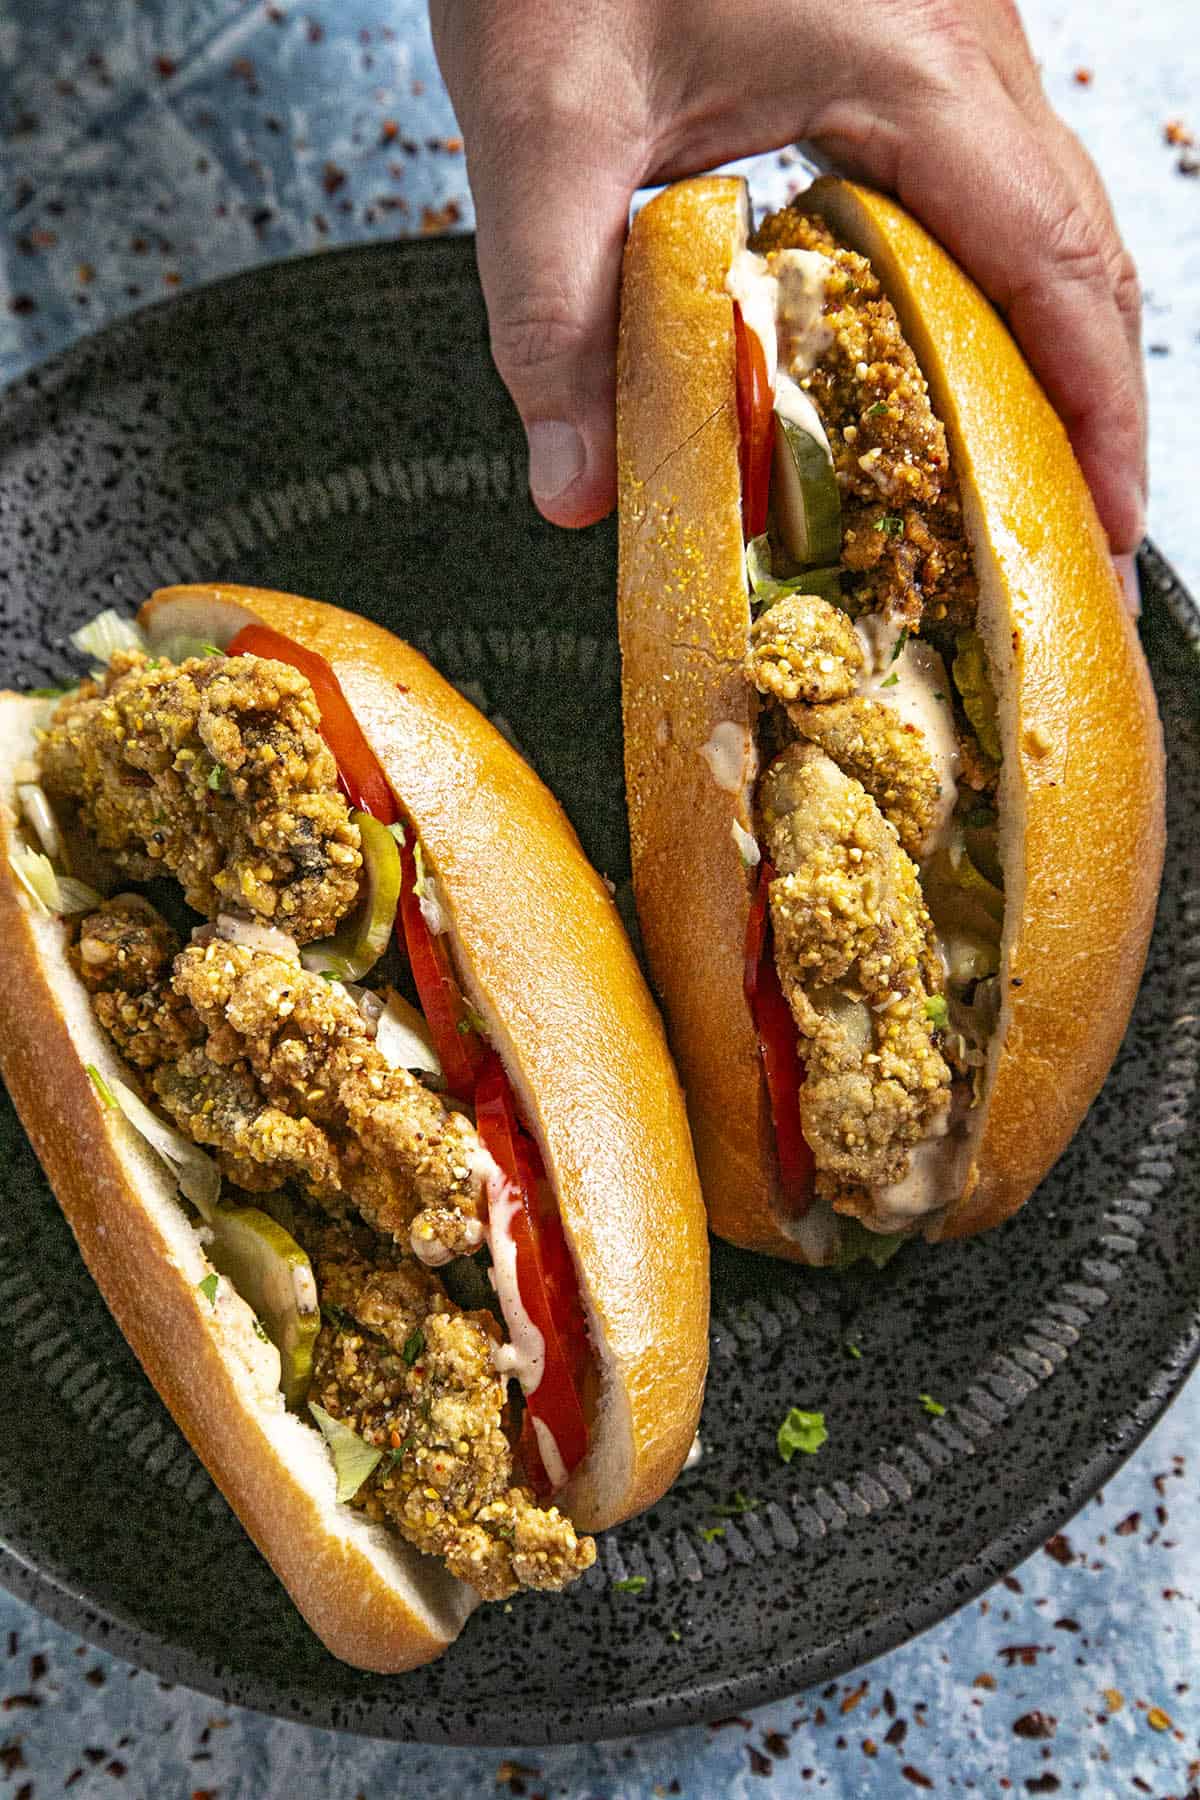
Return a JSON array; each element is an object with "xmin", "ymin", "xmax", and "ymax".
[
  {"xmin": 227, "ymin": 623, "xmax": 397, "ymax": 822},
  {"xmin": 744, "ymin": 861, "xmax": 815, "ymax": 1214},
  {"xmin": 475, "ymin": 1053, "xmax": 589, "ymax": 1492},
  {"xmin": 733, "ymin": 301, "xmax": 774, "ymax": 542},
  {"xmin": 395, "ymin": 833, "xmax": 485, "ymax": 1101}
]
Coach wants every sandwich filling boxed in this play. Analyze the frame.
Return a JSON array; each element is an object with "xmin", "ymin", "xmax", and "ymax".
[
  {"xmin": 17, "ymin": 630, "xmax": 596, "ymax": 1601},
  {"xmin": 726, "ymin": 202, "xmax": 1004, "ymax": 1239}
]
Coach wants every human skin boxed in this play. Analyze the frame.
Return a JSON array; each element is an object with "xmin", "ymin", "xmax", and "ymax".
[{"xmin": 430, "ymin": 0, "xmax": 1145, "ymax": 579}]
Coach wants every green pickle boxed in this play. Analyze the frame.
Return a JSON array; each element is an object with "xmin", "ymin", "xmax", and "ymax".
[
  {"xmin": 301, "ymin": 809, "xmax": 401, "ymax": 981},
  {"xmin": 772, "ymin": 414, "xmax": 842, "ymax": 567},
  {"xmin": 205, "ymin": 1205, "xmax": 320, "ymax": 1408},
  {"xmin": 952, "ymin": 630, "xmax": 1003, "ymax": 763}
]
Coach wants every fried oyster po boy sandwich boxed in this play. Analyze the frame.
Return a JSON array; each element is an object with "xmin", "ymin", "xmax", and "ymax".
[
  {"xmin": 617, "ymin": 176, "xmax": 1164, "ymax": 1264},
  {"xmin": 0, "ymin": 584, "xmax": 708, "ymax": 1670}
]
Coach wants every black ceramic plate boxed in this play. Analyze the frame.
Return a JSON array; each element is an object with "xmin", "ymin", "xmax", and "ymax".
[{"xmin": 0, "ymin": 239, "xmax": 1196, "ymax": 1748}]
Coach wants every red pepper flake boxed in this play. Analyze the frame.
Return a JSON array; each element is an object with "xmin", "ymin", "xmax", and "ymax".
[
  {"xmin": 746, "ymin": 1746, "xmax": 772, "ymax": 1777},
  {"xmin": 322, "ymin": 162, "xmax": 347, "ymax": 195},
  {"xmin": 495, "ymin": 1764, "xmax": 539, "ymax": 1793},
  {"xmin": 973, "ymin": 1673, "xmax": 997, "ymax": 1689},
  {"xmin": 1073, "ymin": 67, "xmax": 1092, "ymax": 84},
  {"xmin": 7, "ymin": 296, "xmax": 36, "ymax": 317},
  {"xmin": 840, "ymin": 1682, "xmax": 868, "ymax": 1715},
  {"xmin": 444, "ymin": 135, "xmax": 464, "ymax": 154},
  {"xmin": 1043, "ymin": 1533, "xmax": 1074, "ymax": 1565},
  {"xmin": 306, "ymin": 19, "xmax": 324, "ymax": 42},
  {"xmin": 28, "ymin": 1656, "xmax": 46, "ymax": 1684},
  {"xmin": 0, "ymin": 1743, "xmax": 26, "ymax": 1776},
  {"xmin": 1114, "ymin": 1511, "xmax": 1140, "ymax": 1536},
  {"xmin": 84, "ymin": 1748, "xmax": 107, "ymax": 1764},
  {"xmin": 812, "ymin": 1707, "xmax": 827, "ymax": 1727},
  {"xmin": 191, "ymin": 1792, "xmax": 219, "ymax": 1800},
  {"xmin": 65, "ymin": 1774, "xmax": 83, "ymax": 1791},
  {"xmin": 1052, "ymin": 1618, "xmax": 1080, "ymax": 1632},
  {"xmin": 1024, "ymin": 1779, "xmax": 1060, "ymax": 1795},
  {"xmin": 999, "ymin": 1645, "xmax": 1051, "ymax": 1668},
  {"xmin": 1131, "ymin": 1781, "xmax": 1152, "ymax": 1796},
  {"xmin": 266, "ymin": 6, "xmax": 286, "ymax": 21},
  {"xmin": 863, "ymin": 1740, "xmax": 878, "ymax": 1757},
  {"xmin": 885, "ymin": 1719, "xmax": 908, "ymax": 1747},
  {"xmin": 1002, "ymin": 1574, "xmax": 1023, "ymax": 1594},
  {"xmin": 105, "ymin": 1761, "xmax": 128, "ymax": 1777},
  {"xmin": 901, "ymin": 1766, "xmax": 934, "ymax": 1789},
  {"xmin": 380, "ymin": 119, "xmax": 398, "ymax": 144},
  {"xmin": 763, "ymin": 1731, "xmax": 790, "ymax": 1757},
  {"xmin": 1165, "ymin": 119, "xmax": 1194, "ymax": 146},
  {"xmin": 1013, "ymin": 1712, "xmax": 1056, "ymax": 1740},
  {"xmin": 420, "ymin": 201, "xmax": 463, "ymax": 235},
  {"xmin": 163, "ymin": 271, "xmax": 182, "ymax": 287},
  {"xmin": 1, "ymin": 1696, "xmax": 39, "ymax": 1712},
  {"xmin": 882, "ymin": 1688, "xmax": 897, "ymax": 1718},
  {"xmin": 154, "ymin": 55, "xmax": 178, "ymax": 78}
]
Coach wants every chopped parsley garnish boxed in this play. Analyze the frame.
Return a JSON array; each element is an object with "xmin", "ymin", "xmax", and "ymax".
[
  {"xmin": 201, "ymin": 643, "xmax": 222, "ymax": 657},
  {"xmin": 387, "ymin": 822, "xmax": 406, "ymax": 847},
  {"xmin": 85, "ymin": 1064, "xmax": 117, "ymax": 1108},
  {"xmin": 846, "ymin": 1342, "xmax": 863, "ymax": 1361},
  {"xmin": 458, "ymin": 1004, "xmax": 487, "ymax": 1036},
  {"xmin": 197, "ymin": 1273, "xmax": 220, "ymax": 1308},
  {"xmin": 924, "ymin": 995, "xmax": 949, "ymax": 1030},
  {"xmin": 699, "ymin": 1525, "xmax": 726, "ymax": 1543},
  {"xmin": 28, "ymin": 685, "xmax": 74, "ymax": 698},
  {"xmin": 712, "ymin": 1489, "xmax": 759, "ymax": 1517},
  {"xmin": 933, "ymin": 691, "xmax": 947, "ymax": 702},
  {"xmin": 321, "ymin": 1302, "xmax": 357, "ymax": 1334},
  {"xmin": 866, "ymin": 401, "xmax": 890, "ymax": 418},
  {"xmin": 777, "ymin": 1408, "xmax": 828, "ymax": 1462},
  {"xmin": 252, "ymin": 1317, "xmax": 270, "ymax": 1343},
  {"xmin": 880, "ymin": 672, "xmax": 899, "ymax": 688},
  {"xmin": 613, "ymin": 1576, "xmax": 647, "ymax": 1594},
  {"xmin": 668, "ymin": 1628, "xmax": 682, "ymax": 1643},
  {"xmin": 919, "ymin": 1393, "xmax": 947, "ymax": 1418},
  {"xmin": 401, "ymin": 1327, "xmax": 425, "ymax": 1366},
  {"xmin": 874, "ymin": 514, "xmax": 904, "ymax": 537},
  {"xmin": 207, "ymin": 763, "xmax": 225, "ymax": 791},
  {"xmin": 379, "ymin": 1437, "xmax": 417, "ymax": 1474},
  {"xmin": 889, "ymin": 626, "xmax": 910, "ymax": 660}
]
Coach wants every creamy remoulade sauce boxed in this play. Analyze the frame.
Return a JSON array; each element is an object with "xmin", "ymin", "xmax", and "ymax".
[
  {"xmin": 720, "ymin": 220, "xmax": 986, "ymax": 1232},
  {"xmin": 484, "ymin": 1159, "xmax": 570, "ymax": 1485}
]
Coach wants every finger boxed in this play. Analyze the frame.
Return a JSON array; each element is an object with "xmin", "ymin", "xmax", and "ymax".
[{"xmin": 879, "ymin": 88, "xmax": 1146, "ymax": 554}]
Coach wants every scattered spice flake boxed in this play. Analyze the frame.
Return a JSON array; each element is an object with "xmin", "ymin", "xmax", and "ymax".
[
  {"xmin": 999, "ymin": 1645, "xmax": 1051, "ymax": 1668},
  {"xmin": 746, "ymin": 1746, "xmax": 772, "ymax": 1777},
  {"xmin": 882, "ymin": 1688, "xmax": 897, "ymax": 1717},
  {"xmin": 8, "ymin": 296, "xmax": 36, "ymax": 317},
  {"xmin": 1024, "ymin": 1778, "xmax": 1060, "ymax": 1795},
  {"xmin": 1102, "ymin": 1688, "xmax": 1124, "ymax": 1712},
  {"xmin": 1002, "ymin": 1574, "xmax": 1023, "ymax": 1594},
  {"xmin": 863, "ymin": 1739, "xmax": 878, "ymax": 1756},
  {"xmin": 1043, "ymin": 1533, "xmax": 1074, "ymax": 1565},
  {"xmin": 763, "ymin": 1730, "xmax": 790, "ymax": 1758},
  {"xmin": 421, "ymin": 201, "xmax": 463, "ymax": 235},
  {"xmin": 0, "ymin": 1744, "xmax": 26, "ymax": 1776},
  {"xmin": 901, "ymin": 1766, "xmax": 934, "ymax": 1789},
  {"xmin": 323, "ymin": 163, "xmax": 347, "ymax": 196},
  {"xmin": 154, "ymin": 54, "xmax": 178, "ymax": 78},
  {"xmin": 1012, "ymin": 1712, "xmax": 1056, "ymax": 1740},
  {"xmin": 380, "ymin": 119, "xmax": 398, "ymax": 144},
  {"xmin": 885, "ymin": 1719, "xmax": 909, "ymax": 1747},
  {"xmin": 496, "ymin": 1764, "xmax": 540, "ymax": 1791},
  {"xmin": 1052, "ymin": 1618, "xmax": 1080, "ymax": 1632},
  {"xmin": 1073, "ymin": 67, "xmax": 1092, "ymax": 84},
  {"xmin": 1, "ymin": 1696, "xmax": 40, "ymax": 1712},
  {"xmin": 1114, "ymin": 1510, "xmax": 1140, "ymax": 1535},
  {"xmin": 444, "ymin": 135, "xmax": 464, "ymax": 154},
  {"xmin": 28, "ymin": 1655, "xmax": 46, "ymax": 1684},
  {"xmin": 1146, "ymin": 1706, "xmax": 1172, "ymax": 1731},
  {"xmin": 306, "ymin": 18, "xmax": 324, "ymax": 43},
  {"xmin": 1164, "ymin": 119, "xmax": 1194, "ymax": 146},
  {"xmin": 840, "ymin": 1682, "xmax": 868, "ymax": 1715},
  {"xmin": 1179, "ymin": 153, "xmax": 1200, "ymax": 177}
]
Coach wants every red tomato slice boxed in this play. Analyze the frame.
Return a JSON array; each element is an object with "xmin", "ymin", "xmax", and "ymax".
[
  {"xmin": 733, "ymin": 301, "xmax": 774, "ymax": 542},
  {"xmin": 744, "ymin": 861, "xmax": 815, "ymax": 1214},
  {"xmin": 227, "ymin": 623, "xmax": 398, "ymax": 822},
  {"xmin": 395, "ymin": 833, "xmax": 485, "ymax": 1101},
  {"xmin": 475, "ymin": 1053, "xmax": 589, "ymax": 1491}
]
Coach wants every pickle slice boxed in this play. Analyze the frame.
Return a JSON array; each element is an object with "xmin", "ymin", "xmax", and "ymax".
[
  {"xmin": 206, "ymin": 1206, "xmax": 320, "ymax": 1408},
  {"xmin": 773, "ymin": 414, "xmax": 842, "ymax": 567},
  {"xmin": 301, "ymin": 810, "xmax": 401, "ymax": 982}
]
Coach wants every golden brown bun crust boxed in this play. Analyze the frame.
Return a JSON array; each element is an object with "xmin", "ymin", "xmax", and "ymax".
[
  {"xmin": 617, "ymin": 179, "xmax": 812, "ymax": 1261},
  {"xmin": 0, "ymin": 717, "xmax": 473, "ymax": 1673},
  {"xmin": 144, "ymin": 585, "xmax": 710, "ymax": 1525},
  {"xmin": 801, "ymin": 181, "xmax": 1164, "ymax": 1238},
  {"xmin": 617, "ymin": 175, "xmax": 1165, "ymax": 1254}
]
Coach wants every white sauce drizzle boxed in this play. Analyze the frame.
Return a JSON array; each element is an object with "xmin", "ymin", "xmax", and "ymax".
[
  {"xmin": 532, "ymin": 1416, "xmax": 569, "ymax": 1490},
  {"xmin": 485, "ymin": 1172, "xmax": 546, "ymax": 1396},
  {"xmin": 854, "ymin": 617, "xmax": 960, "ymax": 855},
  {"xmin": 701, "ymin": 721, "xmax": 748, "ymax": 793},
  {"xmin": 417, "ymin": 876, "xmax": 448, "ymax": 937},
  {"xmin": 726, "ymin": 246, "xmax": 834, "ymax": 393}
]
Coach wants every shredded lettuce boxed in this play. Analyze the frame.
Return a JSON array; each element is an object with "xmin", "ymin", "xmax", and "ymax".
[
  {"xmin": 745, "ymin": 534, "xmax": 844, "ymax": 614},
  {"xmin": 69, "ymin": 608, "xmax": 147, "ymax": 663},
  {"xmin": 833, "ymin": 1219, "xmax": 907, "ymax": 1270}
]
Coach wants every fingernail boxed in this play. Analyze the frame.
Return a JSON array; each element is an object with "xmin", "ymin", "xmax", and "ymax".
[
  {"xmin": 1114, "ymin": 551, "xmax": 1141, "ymax": 617},
  {"xmin": 527, "ymin": 420, "xmax": 586, "ymax": 506}
]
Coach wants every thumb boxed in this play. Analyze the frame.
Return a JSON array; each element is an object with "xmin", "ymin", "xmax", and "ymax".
[{"xmin": 471, "ymin": 148, "xmax": 636, "ymax": 527}]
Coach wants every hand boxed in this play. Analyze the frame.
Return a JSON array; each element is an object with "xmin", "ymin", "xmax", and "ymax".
[{"xmin": 430, "ymin": 0, "xmax": 1146, "ymax": 557}]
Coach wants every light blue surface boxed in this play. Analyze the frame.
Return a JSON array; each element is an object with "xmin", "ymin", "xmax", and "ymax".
[{"xmin": 0, "ymin": 1, "xmax": 1197, "ymax": 1790}]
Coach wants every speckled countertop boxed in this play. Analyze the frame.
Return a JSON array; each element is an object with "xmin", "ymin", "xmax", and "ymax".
[{"xmin": 0, "ymin": 1, "xmax": 1198, "ymax": 1793}]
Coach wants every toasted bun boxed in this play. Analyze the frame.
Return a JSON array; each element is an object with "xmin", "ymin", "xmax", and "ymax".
[
  {"xmin": 617, "ymin": 175, "xmax": 1165, "ymax": 1256},
  {"xmin": 142, "ymin": 585, "xmax": 709, "ymax": 1527},
  {"xmin": 0, "ymin": 695, "xmax": 475, "ymax": 1672}
]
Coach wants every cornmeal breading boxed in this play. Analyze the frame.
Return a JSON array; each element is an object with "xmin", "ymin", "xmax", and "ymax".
[
  {"xmin": 71, "ymin": 896, "xmax": 202, "ymax": 1070},
  {"xmin": 311, "ymin": 1232, "xmax": 595, "ymax": 1600},
  {"xmin": 40, "ymin": 651, "xmax": 361, "ymax": 941},
  {"xmin": 745, "ymin": 591, "xmax": 863, "ymax": 705},
  {"xmin": 788, "ymin": 696, "xmax": 941, "ymax": 861},
  {"xmin": 759, "ymin": 744, "xmax": 950, "ymax": 1201}
]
